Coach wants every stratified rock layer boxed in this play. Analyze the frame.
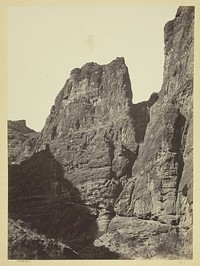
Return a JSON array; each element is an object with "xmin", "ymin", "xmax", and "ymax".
[
  {"xmin": 8, "ymin": 6, "xmax": 194, "ymax": 259},
  {"xmin": 37, "ymin": 57, "xmax": 139, "ymax": 233},
  {"xmin": 9, "ymin": 57, "xmax": 158, "ymax": 236}
]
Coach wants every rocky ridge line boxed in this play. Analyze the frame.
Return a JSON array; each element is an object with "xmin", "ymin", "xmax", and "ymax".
[
  {"xmin": 9, "ymin": 56, "xmax": 158, "ymax": 235},
  {"xmin": 8, "ymin": 6, "xmax": 193, "ymax": 259}
]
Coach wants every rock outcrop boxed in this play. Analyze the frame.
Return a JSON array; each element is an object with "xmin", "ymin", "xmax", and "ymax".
[
  {"xmin": 114, "ymin": 6, "xmax": 193, "ymax": 228},
  {"xmin": 8, "ymin": 6, "xmax": 194, "ymax": 259},
  {"xmin": 9, "ymin": 57, "xmax": 157, "ymax": 237},
  {"xmin": 8, "ymin": 120, "xmax": 38, "ymax": 164}
]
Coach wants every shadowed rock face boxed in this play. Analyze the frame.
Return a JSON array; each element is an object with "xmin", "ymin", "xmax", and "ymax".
[
  {"xmin": 9, "ymin": 146, "xmax": 99, "ymax": 251},
  {"xmin": 8, "ymin": 219, "xmax": 80, "ymax": 260},
  {"xmin": 8, "ymin": 6, "xmax": 193, "ymax": 259}
]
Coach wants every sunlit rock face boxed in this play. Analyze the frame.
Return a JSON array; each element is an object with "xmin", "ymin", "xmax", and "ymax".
[
  {"xmin": 26, "ymin": 56, "xmax": 155, "ymax": 234},
  {"xmin": 114, "ymin": 7, "xmax": 194, "ymax": 229},
  {"xmin": 8, "ymin": 6, "xmax": 193, "ymax": 259},
  {"xmin": 8, "ymin": 57, "xmax": 156, "ymax": 247}
]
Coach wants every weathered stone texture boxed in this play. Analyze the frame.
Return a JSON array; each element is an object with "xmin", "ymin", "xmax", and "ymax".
[
  {"xmin": 114, "ymin": 7, "xmax": 194, "ymax": 227},
  {"xmin": 8, "ymin": 6, "xmax": 193, "ymax": 259}
]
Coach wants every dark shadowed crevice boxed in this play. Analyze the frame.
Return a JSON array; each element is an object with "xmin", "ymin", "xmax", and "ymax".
[
  {"xmin": 171, "ymin": 111, "xmax": 186, "ymax": 200},
  {"xmin": 51, "ymin": 126, "xmax": 57, "ymax": 140},
  {"xmin": 132, "ymin": 93, "xmax": 159, "ymax": 144}
]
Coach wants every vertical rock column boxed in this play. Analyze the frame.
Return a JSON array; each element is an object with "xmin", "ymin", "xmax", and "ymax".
[{"xmin": 114, "ymin": 7, "xmax": 194, "ymax": 226}]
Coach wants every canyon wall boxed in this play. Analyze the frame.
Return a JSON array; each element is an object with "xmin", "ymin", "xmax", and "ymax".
[
  {"xmin": 115, "ymin": 6, "xmax": 193, "ymax": 228},
  {"xmin": 8, "ymin": 6, "xmax": 194, "ymax": 259}
]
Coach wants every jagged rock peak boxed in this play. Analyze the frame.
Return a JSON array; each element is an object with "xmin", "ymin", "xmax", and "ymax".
[
  {"xmin": 70, "ymin": 57, "xmax": 125, "ymax": 74},
  {"xmin": 8, "ymin": 6, "xmax": 193, "ymax": 259},
  {"xmin": 67, "ymin": 57, "xmax": 130, "ymax": 98},
  {"xmin": 164, "ymin": 6, "xmax": 194, "ymax": 55},
  {"xmin": 41, "ymin": 57, "xmax": 133, "ymax": 141}
]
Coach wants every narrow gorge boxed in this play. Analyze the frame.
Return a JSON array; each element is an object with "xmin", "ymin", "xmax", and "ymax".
[{"xmin": 8, "ymin": 6, "xmax": 194, "ymax": 259}]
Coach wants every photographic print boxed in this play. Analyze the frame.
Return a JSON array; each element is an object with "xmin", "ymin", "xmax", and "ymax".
[{"xmin": 6, "ymin": 1, "xmax": 195, "ymax": 260}]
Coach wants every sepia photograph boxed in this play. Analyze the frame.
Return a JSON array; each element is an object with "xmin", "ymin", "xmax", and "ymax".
[{"xmin": 1, "ymin": 0, "xmax": 197, "ymax": 262}]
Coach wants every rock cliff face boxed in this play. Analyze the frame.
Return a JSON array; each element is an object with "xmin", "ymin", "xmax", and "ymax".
[
  {"xmin": 9, "ymin": 57, "xmax": 157, "ymax": 236},
  {"xmin": 114, "ymin": 6, "xmax": 193, "ymax": 228},
  {"xmin": 8, "ymin": 6, "xmax": 194, "ymax": 259}
]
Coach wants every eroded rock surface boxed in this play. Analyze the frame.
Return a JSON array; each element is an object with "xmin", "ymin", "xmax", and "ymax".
[
  {"xmin": 114, "ymin": 7, "xmax": 193, "ymax": 229},
  {"xmin": 9, "ymin": 57, "xmax": 157, "ymax": 237},
  {"xmin": 8, "ymin": 6, "xmax": 194, "ymax": 259}
]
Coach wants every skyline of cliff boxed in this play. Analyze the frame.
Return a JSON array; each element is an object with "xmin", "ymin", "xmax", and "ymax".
[
  {"xmin": 7, "ymin": 6, "xmax": 194, "ymax": 260},
  {"xmin": 8, "ymin": 5, "xmax": 178, "ymax": 131}
]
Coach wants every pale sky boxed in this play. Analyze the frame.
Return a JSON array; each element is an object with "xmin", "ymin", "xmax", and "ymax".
[{"xmin": 8, "ymin": 5, "xmax": 178, "ymax": 131}]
